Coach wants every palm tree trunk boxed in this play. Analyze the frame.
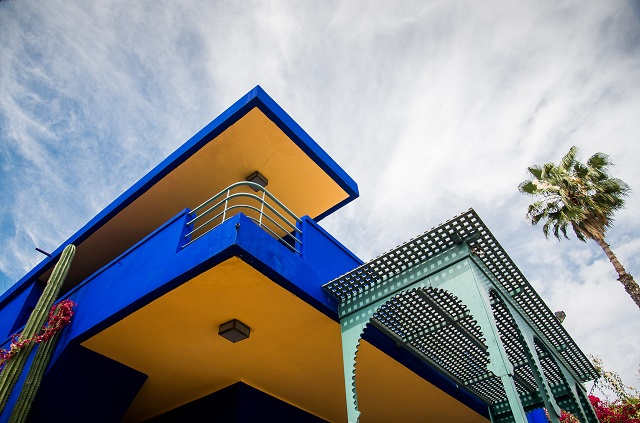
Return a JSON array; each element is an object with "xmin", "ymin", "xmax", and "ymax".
[{"xmin": 594, "ymin": 236, "xmax": 640, "ymax": 310}]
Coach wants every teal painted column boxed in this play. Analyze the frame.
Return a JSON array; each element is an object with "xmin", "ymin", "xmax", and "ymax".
[
  {"xmin": 575, "ymin": 384, "xmax": 599, "ymax": 423},
  {"xmin": 439, "ymin": 261, "xmax": 528, "ymax": 423},
  {"xmin": 340, "ymin": 320, "xmax": 366, "ymax": 423},
  {"xmin": 467, "ymin": 253, "xmax": 599, "ymax": 423},
  {"xmin": 557, "ymin": 362, "xmax": 600, "ymax": 423},
  {"xmin": 336, "ymin": 244, "xmax": 470, "ymax": 422},
  {"xmin": 507, "ymin": 303, "xmax": 561, "ymax": 423}
]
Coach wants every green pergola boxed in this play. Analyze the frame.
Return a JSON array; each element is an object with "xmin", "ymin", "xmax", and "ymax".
[{"xmin": 323, "ymin": 209, "xmax": 600, "ymax": 423}]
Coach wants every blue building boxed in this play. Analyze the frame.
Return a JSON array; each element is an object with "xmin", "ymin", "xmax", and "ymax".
[{"xmin": 0, "ymin": 87, "xmax": 598, "ymax": 422}]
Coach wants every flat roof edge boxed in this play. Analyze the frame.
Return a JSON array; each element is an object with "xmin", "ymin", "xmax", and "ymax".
[
  {"xmin": 251, "ymin": 87, "xmax": 359, "ymax": 204},
  {"xmin": 0, "ymin": 85, "xmax": 359, "ymax": 306}
]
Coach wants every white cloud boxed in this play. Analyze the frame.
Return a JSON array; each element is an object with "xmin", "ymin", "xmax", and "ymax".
[{"xmin": 0, "ymin": 0, "xmax": 639, "ymax": 388}]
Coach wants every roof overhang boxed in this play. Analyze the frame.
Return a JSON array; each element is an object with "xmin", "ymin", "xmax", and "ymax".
[
  {"xmin": 82, "ymin": 257, "xmax": 488, "ymax": 422},
  {"xmin": 1, "ymin": 85, "xmax": 359, "ymax": 303}
]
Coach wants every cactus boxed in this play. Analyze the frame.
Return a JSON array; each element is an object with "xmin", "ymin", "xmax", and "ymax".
[
  {"xmin": 8, "ymin": 298, "xmax": 75, "ymax": 422},
  {"xmin": 9, "ymin": 332, "xmax": 60, "ymax": 423},
  {"xmin": 0, "ymin": 244, "xmax": 75, "ymax": 413}
]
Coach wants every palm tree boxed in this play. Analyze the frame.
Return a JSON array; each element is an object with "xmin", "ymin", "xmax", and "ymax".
[{"xmin": 518, "ymin": 146, "xmax": 640, "ymax": 310}]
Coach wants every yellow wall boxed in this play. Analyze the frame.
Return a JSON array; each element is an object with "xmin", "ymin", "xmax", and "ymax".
[{"xmin": 83, "ymin": 258, "xmax": 488, "ymax": 423}]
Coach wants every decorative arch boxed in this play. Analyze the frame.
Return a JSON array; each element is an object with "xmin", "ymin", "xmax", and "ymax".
[
  {"xmin": 343, "ymin": 286, "xmax": 494, "ymax": 421},
  {"xmin": 338, "ymin": 246, "xmax": 530, "ymax": 422},
  {"xmin": 326, "ymin": 210, "xmax": 599, "ymax": 423}
]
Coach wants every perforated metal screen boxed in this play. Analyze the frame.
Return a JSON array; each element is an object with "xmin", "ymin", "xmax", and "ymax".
[{"xmin": 323, "ymin": 208, "xmax": 598, "ymax": 404}]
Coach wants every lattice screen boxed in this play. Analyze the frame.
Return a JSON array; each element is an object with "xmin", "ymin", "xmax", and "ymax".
[{"xmin": 324, "ymin": 209, "xmax": 598, "ymax": 396}]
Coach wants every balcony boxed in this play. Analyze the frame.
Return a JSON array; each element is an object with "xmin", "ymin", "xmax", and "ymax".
[
  {"xmin": 182, "ymin": 181, "xmax": 302, "ymax": 253},
  {"xmin": 0, "ymin": 179, "xmax": 361, "ymax": 345}
]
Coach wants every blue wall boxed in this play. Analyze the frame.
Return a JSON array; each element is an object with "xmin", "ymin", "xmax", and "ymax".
[
  {"xmin": 0, "ymin": 209, "xmax": 366, "ymax": 368},
  {"xmin": 51, "ymin": 210, "xmax": 363, "ymax": 349},
  {"xmin": 300, "ymin": 216, "xmax": 362, "ymax": 286},
  {"xmin": 0, "ymin": 211, "xmax": 492, "ymax": 421},
  {"xmin": 527, "ymin": 408, "xmax": 549, "ymax": 423},
  {"xmin": 0, "ymin": 282, "xmax": 42, "ymax": 341}
]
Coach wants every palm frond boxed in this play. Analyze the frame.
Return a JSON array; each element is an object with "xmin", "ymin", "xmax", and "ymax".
[
  {"xmin": 561, "ymin": 146, "xmax": 577, "ymax": 170},
  {"xmin": 527, "ymin": 166, "xmax": 543, "ymax": 179},
  {"xmin": 573, "ymin": 162, "xmax": 588, "ymax": 178},
  {"xmin": 571, "ymin": 223, "xmax": 587, "ymax": 242},
  {"xmin": 518, "ymin": 180, "xmax": 537, "ymax": 194},
  {"xmin": 611, "ymin": 178, "xmax": 631, "ymax": 196},
  {"xmin": 560, "ymin": 224, "xmax": 569, "ymax": 239},
  {"xmin": 542, "ymin": 162, "xmax": 555, "ymax": 179},
  {"xmin": 587, "ymin": 152, "xmax": 610, "ymax": 170}
]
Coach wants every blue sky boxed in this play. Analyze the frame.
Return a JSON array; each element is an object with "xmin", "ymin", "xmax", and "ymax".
[{"xmin": 1, "ymin": 1, "xmax": 639, "ymax": 390}]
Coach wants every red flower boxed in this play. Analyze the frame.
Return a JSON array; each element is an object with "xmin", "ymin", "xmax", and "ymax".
[
  {"xmin": 0, "ymin": 300, "xmax": 76, "ymax": 370},
  {"xmin": 589, "ymin": 395, "xmax": 640, "ymax": 423}
]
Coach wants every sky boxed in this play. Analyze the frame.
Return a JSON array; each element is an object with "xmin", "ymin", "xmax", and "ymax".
[{"xmin": 1, "ymin": 0, "xmax": 639, "ymax": 393}]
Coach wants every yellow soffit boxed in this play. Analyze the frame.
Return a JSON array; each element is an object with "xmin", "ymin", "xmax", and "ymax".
[
  {"xmin": 82, "ymin": 257, "xmax": 487, "ymax": 423},
  {"xmin": 48, "ymin": 106, "xmax": 348, "ymax": 293}
]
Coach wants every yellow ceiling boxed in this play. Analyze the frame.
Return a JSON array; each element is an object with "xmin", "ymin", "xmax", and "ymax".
[
  {"xmin": 82, "ymin": 258, "xmax": 488, "ymax": 423},
  {"xmin": 49, "ymin": 107, "xmax": 348, "ymax": 293},
  {"xmin": 356, "ymin": 342, "xmax": 487, "ymax": 423}
]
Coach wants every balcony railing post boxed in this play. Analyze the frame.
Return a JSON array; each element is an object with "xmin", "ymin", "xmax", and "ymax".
[
  {"xmin": 258, "ymin": 190, "xmax": 266, "ymax": 228},
  {"xmin": 221, "ymin": 188, "xmax": 231, "ymax": 223},
  {"xmin": 183, "ymin": 181, "xmax": 303, "ymax": 251}
]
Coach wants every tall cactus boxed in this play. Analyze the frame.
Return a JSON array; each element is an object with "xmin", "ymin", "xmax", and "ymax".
[
  {"xmin": 0, "ymin": 244, "xmax": 75, "ymax": 413},
  {"xmin": 9, "ymin": 331, "xmax": 61, "ymax": 422}
]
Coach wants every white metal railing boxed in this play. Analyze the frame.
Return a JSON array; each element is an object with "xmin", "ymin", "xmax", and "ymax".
[{"xmin": 182, "ymin": 181, "xmax": 302, "ymax": 252}]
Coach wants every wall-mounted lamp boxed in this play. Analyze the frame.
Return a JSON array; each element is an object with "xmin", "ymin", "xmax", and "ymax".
[
  {"xmin": 246, "ymin": 171, "xmax": 268, "ymax": 191},
  {"xmin": 218, "ymin": 319, "xmax": 251, "ymax": 343}
]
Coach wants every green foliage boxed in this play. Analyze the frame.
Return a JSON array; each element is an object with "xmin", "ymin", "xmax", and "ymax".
[
  {"xmin": 590, "ymin": 355, "xmax": 640, "ymax": 405},
  {"xmin": 518, "ymin": 146, "xmax": 630, "ymax": 242},
  {"xmin": 0, "ymin": 244, "xmax": 75, "ymax": 414},
  {"xmin": 587, "ymin": 355, "xmax": 640, "ymax": 422}
]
